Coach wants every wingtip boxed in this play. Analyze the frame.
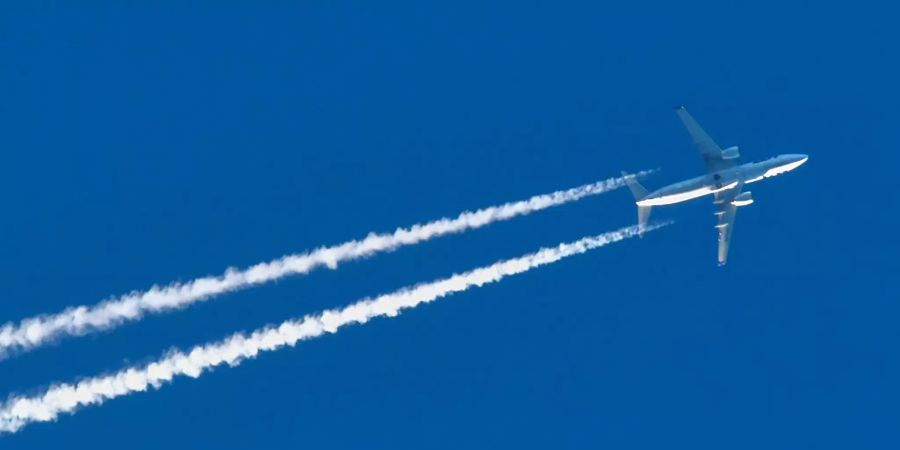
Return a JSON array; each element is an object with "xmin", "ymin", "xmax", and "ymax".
[{"xmin": 675, "ymin": 105, "xmax": 686, "ymax": 111}]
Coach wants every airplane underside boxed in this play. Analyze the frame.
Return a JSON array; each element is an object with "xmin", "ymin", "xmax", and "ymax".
[{"xmin": 622, "ymin": 107, "xmax": 807, "ymax": 265}]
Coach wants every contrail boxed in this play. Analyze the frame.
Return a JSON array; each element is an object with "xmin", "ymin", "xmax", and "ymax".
[
  {"xmin": 0, "ymin": 172, "xmax": 649, "ymax": 359},
  {"xmin": 0, "ymin": 222, "xmax": 666, "ymax": 434}
]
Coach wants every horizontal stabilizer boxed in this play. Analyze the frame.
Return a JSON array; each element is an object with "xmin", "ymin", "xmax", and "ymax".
[
  {"xmin": 621, "ymin": 171, "xmax": 649, "ymax": 200},
  {"xmin": 637, "ymin": 205, "xmax": 652, "ymax": 236},
  {"xmin": 622, "ymin": 171, "xmax": 651, "ymax": 236}
]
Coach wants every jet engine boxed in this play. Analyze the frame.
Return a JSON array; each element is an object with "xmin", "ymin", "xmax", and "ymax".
[
  {"xmin": 721, "ymin": 146, "xmax": 740, "ymax": 160},
  {"xmin": 732, "ymin": 191, "xmax": 753, "ymax": 206}
]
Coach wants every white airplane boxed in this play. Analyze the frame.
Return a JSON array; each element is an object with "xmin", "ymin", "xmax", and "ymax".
[{"xmin": 623, "ymin": 107, "xmax": 808, "ymax": 265}]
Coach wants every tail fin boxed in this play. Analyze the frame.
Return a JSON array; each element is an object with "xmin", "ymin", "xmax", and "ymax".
[{"xmin": 621, "ymin": 171, "xmax": 652, "ymax": 235}]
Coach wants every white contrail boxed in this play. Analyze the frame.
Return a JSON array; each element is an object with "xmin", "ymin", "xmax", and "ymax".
[
  {"xmin": 0, "ymin": 223, "xmax": 666, "ymax": 434},
  {"xmin": 0, "ymin": 172, "xmax": 649, "ymax": 359}
]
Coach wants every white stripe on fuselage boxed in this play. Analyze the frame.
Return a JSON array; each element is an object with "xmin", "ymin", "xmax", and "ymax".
[
  {"xmin": 744, "ymin": 156, "xmax": 809, "ymax": 184},
  {"xmin": 637, "ymin": 180, "xmax": 737, "ymax": 206},
  {"xmin": 635, "ymin": 155, "xmax": 808, "ymax": 207}
]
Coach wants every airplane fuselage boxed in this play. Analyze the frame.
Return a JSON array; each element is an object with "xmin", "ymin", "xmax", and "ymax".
[{"xmin": 636, "ymin": 153, "xmax": 808, "ymax": 207}]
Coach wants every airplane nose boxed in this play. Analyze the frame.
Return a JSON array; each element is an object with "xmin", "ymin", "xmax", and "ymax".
[{"xmin": 788, "ymin": 154, "xmax": 809, "ymax": 165}]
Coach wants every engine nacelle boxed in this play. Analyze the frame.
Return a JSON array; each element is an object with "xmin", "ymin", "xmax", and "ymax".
[
  {"xmin": 732, "ymin": 191, "xmax": 753, "ymax": 206},
  {"xmin": 721, "ymin": 146, "xmax": 740, "ymax": 160}
]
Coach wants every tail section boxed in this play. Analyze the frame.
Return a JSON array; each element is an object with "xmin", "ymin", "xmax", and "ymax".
[
  {"xmin": 621, "ymin": 171, "xmax": 649, "ymax": 200},
  {"xmin": 621, "ymin": 171, "xmax": 651, "ymax": 235},
  {"xmin": 636, "ymin": 205, "xmax": 652, "ymax": 236}
]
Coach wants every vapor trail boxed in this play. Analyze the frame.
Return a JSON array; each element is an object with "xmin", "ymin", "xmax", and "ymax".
[
  {"xmin": 0, "ymin": 173, "xmax": 648, "ymax": 360},
  {"xmin": 0, "ymin": 223, "xmax": 665, "ymax": 434}
]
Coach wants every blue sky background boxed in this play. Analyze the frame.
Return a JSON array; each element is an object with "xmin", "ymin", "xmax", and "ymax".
[{"xmin": 1, "ymin": 1, "xmax": 898, "ymax": 448}]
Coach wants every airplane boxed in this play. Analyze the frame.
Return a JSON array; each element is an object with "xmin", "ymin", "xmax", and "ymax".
[{"xmin": 622, "ymin": 106, "xmax": 808, "ymax": 266}]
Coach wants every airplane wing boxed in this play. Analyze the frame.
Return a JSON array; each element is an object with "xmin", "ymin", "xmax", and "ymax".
[
  {"xmin": 675, "ymin": 106, "xmax": 736, "ymax": 173},
  {"xmin": 714, "ymin": 185, "xmax": 742, "ymax": 266}
]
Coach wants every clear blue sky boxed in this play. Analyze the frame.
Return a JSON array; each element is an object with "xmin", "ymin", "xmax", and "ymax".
[{"xmin": 1, "ymin": 1, "xmax": 897, "ymax": 448}]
